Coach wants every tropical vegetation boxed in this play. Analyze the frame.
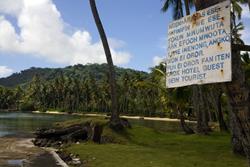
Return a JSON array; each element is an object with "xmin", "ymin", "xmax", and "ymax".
[{"xmin": 0, "ymin": 0, "xmax": 250, "ymax": 165}]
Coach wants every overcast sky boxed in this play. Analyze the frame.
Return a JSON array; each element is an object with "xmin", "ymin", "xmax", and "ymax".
[{"xmin": 0, "ymin": 0, "xmax": 249, "ymax": 77}]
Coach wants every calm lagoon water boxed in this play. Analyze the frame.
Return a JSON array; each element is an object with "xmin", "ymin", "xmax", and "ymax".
[
  {"xmin": 0, "ymin": 112, "xmax": 196, "ymax": 138},
  {"xmin": 0, "ymin": 112, "xmax": 196, "ymax": 167},
  {"xmin": 0, "ymin": 112, "xmax": 77, "ymax": 138}
]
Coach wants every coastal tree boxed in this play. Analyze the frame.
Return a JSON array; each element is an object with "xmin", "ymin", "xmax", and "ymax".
[
  {"xmin": 162, "ymin": 0, "xmax": 250, "ymax": 135},
  {"xmin": 162, "ymin": 0, "xmax": 210, "ymax": 134},
  {"xmin": 89, "ymin": 0, "xmax": 122, "ymax": 129},
  {"xmin": 195, "ymin": 0, "xmax": 250, "ymax": 163},
  {"xmin": 162, "ymin": 0, "xmax": 250, "ymax": 162},
  {"xmin": 152, "ymin": 63, "xmax": 194, "ymax": 134}
]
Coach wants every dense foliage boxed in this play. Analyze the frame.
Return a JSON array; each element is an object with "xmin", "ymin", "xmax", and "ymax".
[
  {"xmin": 0, "ymin": 64, "xmax": 168, "ymax": 117},
  {"xmin": 0, "ymin": 64, "xmax": 147, "ymax": 87}
]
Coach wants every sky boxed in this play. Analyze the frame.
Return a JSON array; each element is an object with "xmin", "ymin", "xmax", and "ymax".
[{"xmin": 0, "ymin": 0, "xmax": 249, "ymax": 78}]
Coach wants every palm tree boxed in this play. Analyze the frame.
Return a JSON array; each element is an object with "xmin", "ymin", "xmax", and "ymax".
[
  {"xmin": 162, "ymin": 0, "xmax": 250, "ymax": 162},
  {"xmin": 162, "ymin": 0, "xmax": 210, "ymax": 134},
  {"xmin": 152, "ymin": 63, "xmax": 194, "ymax": 134},
  {"xmin": 206, "ymin": 85, "xmax": 228, "ymax": 132},
  {"xmin": 89, "ymin": 0, "xmax": 122, "ymax": 129},
  {"xmin": 168, "ymin": 87, "xmax": 195, "ymax": 134},
  {"xmin": 162, "ymin": 0, "xmax": 194, "ymax": 16},
  {"xmin": 162, "ymin": 0, "xmax": 184, "ymax": 19},
  {"xmin": 194, "ymin": 0, "xmax": 250, "ymax": 164}
]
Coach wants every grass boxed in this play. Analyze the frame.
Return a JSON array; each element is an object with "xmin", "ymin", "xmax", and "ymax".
[
  {"xmin": 64, "ymin": 118, "xmax": 247, "ymax": 167},
  {"xmin": 54, "ymin": 117, "xmax": 108, "ymax": 128}
]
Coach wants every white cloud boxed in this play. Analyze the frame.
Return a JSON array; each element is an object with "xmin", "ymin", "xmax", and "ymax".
[
  {"xmin": 0, "ymin": 0, "xmax": 131, "ymax": 65},
  {"xmin": 153, "ymin": 56, "xmax": 165, "ymax": 66},
  {"xmin": 159, "ymin": 37, "xmax": 167, "ymax": 50},
  {"xmin": 242, "ymin": 29, "xmax": 250, "ymax": 45},
  {"xmin": 0, "ymin": 66, "xmax": 13, "ymax": 78},
  {"xmin": 0, "ymin": 0, "xmax": 23, "ymax": 16},
  {"xmin": 238, "ymin": 4, "xmax": 250, "ymax": 45},
  {"xmin": 241, "ymin": 4, "xmax": 250, "ymax": 19}
]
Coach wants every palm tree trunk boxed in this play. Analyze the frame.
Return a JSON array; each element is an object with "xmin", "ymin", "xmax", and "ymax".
[
  {"xmin": 193, "ymin": 0, "xmax": 227, "ymax": 135},
  {"xmin": 184, "ymin": 0, "xmax": 190, "ymax": 15},
  {"xmin": 226, "ymin": 50, "xmax": 250, "ymax": 164},
  {"xmin": 178, "ymin": 107, "xmax": 194, "ymax": 134},
  {"xmin": 193, "ymin": 85, "xmax": 210, "ymax": 134},
  {"xmin": 230, "ymin": 109, "xmax": 246, "ymax": 156},
  {"xmin": 89, "ymin": 0, "xmax": 121, "ymax": 128},
  {"xmin": 216, "ymin": 92, "xmax": 228, "ymax": 132},
  {"xmin": 178, "ymin": 0, "xmax": 184, "ymax": 17},
  {"xmin": 207, "ymin": 86, "xmax": 227, "ymax": 131}
]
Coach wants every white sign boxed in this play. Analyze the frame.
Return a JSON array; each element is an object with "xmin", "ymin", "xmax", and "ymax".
[{"xmin": 166, "ymin": 0, "xmax": 231, "ymax": 88}]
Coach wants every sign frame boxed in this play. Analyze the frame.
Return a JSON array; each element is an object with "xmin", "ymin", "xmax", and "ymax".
[{"xmin": 166, "ymin": 0, "xmax": 232, "ymax": 88}]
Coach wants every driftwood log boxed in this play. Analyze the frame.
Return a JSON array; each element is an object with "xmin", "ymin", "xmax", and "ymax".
[
  {"xmin": 33, "ymin": 122, "xmax": 103, "ymax": 147},
  {"xmin": 33, "ymin": 118, "xmax": 131, "ymax": 147}
]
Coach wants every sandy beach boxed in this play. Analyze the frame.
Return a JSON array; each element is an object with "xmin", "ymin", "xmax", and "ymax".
[{"xmin": 0, "ymin": 137, "xmax": 63, "ymax": 167}]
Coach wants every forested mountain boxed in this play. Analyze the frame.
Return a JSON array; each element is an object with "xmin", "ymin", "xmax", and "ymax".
[
  {"xmin": 0, "ymin": 64, "xmax": 148, "ymax": 87},
  {"xmin": 0, "ymin": 63, "xmax": 166, "ymax": 117}
]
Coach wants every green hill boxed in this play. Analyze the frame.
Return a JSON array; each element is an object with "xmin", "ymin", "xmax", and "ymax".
[{"xmin": 0, "ymin": 64, "xmax": 148, "ymax": 87}]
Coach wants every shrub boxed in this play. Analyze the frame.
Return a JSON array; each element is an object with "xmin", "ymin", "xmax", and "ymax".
[{"xmin": 20, "ymin": 101, "xmax": 36, "ymax": 111}]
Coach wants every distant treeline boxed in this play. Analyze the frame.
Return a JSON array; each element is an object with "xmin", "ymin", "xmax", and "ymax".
[{"xmin": 0, "ymin": 64, "xmax": 168, "ymax": 117}]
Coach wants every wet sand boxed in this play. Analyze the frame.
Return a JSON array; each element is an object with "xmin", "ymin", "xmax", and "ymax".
[
  {"xmin": 0, "ymin": 137, "xmax": 61, "ymax": 167},
  {"xmin": 33, "ymin": 111, "xmax": 197, "ymax": 123}
]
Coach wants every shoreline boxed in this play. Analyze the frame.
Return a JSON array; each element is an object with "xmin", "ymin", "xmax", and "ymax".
[
  {"xmin": 32, "ymin": 110, "xmax": 197, "ymax": 123},
  {"xmin": 0, "ymin": 137, "xmax": 68, "ymax": 167},
  {"xmin": 0, "ymin": 110, "xmax": 196, "ymax": 166}
]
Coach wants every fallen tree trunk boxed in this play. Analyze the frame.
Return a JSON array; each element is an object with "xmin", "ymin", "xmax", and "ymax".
[
  {"xmin": 35, "ymin": 124, "xmax": 87, "ymax": 139},
  {"xmin": 33, "ymin": 118, "xmax": 131, "ymax": 147},
  {"xmin": 33, "ymin": 122, "xmax": 102, "ymax": 147}
]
